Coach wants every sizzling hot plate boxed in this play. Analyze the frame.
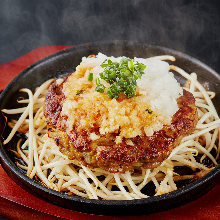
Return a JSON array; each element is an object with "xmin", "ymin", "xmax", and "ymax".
[{"xmin": 0, "ymin": 41, "xmax": 219, "ymax": 216}]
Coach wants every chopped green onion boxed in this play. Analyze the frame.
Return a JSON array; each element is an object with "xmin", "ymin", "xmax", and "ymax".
[
  {"xmin": 95, "ymin": 57, "xmax": 146, "ymax": 99},
  {"xmin": 128, "ymin": 60, "xmax": 133, "ymax": 70},
  {"xmin": 88, "ymin": 73, "xmax": 93, "ymax": 81},
  {"xmin": 95, "ymin": 84, "xmax": 105, "ymax": 93},
  {"xmin": 76, "ymin": 89, "xmax": 84, "ymax": 95},
  {"xmin": 95, "ymin": 78, "xmax": 100, "ymax": 85},
  {"xmin": 145, "ymin": 109, "xmax": 153, "ymax": 114}
]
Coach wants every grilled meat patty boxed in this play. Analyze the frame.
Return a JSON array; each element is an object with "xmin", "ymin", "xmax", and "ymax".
[{"xmin": 44, "ymin": 79, "xmax": 198, "ymax": 173}]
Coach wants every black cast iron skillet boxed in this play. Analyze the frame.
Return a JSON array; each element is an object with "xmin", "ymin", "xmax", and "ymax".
[{"xmin": 0, "ymin": 41, "xmax": 219, "ymax": 216}]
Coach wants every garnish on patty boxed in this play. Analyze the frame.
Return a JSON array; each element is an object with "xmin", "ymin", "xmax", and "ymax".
[
  {"xmin": 145, "ymin": 108, "xmax": 153, "ymax": 114},
  {"xmin": 88, "ymin": 72, "xmax": 93, "ymax": 81},
  {"xmin": 95, "ymin": 58, "xmax": 146, "ymax": 99},
  {"xmin": 76, "ymin": 89, "xmax": 84, "ymax": 95}
]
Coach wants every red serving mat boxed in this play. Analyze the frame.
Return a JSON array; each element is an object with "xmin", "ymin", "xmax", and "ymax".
[{"xmin": 0, "ymin": 46, "xmax": 219, "ymax": 219}]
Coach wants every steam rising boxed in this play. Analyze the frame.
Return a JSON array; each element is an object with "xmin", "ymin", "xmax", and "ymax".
[{"xmin": 0, "ymin": 0, "xmax": 219, "ymax": 73}]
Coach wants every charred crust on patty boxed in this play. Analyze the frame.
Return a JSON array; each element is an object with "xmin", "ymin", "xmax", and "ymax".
[
  {"xmin": 69, "ymin": 129, "xmax": 91, "ymax": 152},
  {"xmin": 44, "ymin": 76, "xmax": 69, "ymax": 127}
]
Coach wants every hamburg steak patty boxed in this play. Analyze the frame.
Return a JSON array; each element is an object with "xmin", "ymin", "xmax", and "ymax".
[{"xmin": 44, "ymin": 79, "xmax": 198, "ymax": 173}]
